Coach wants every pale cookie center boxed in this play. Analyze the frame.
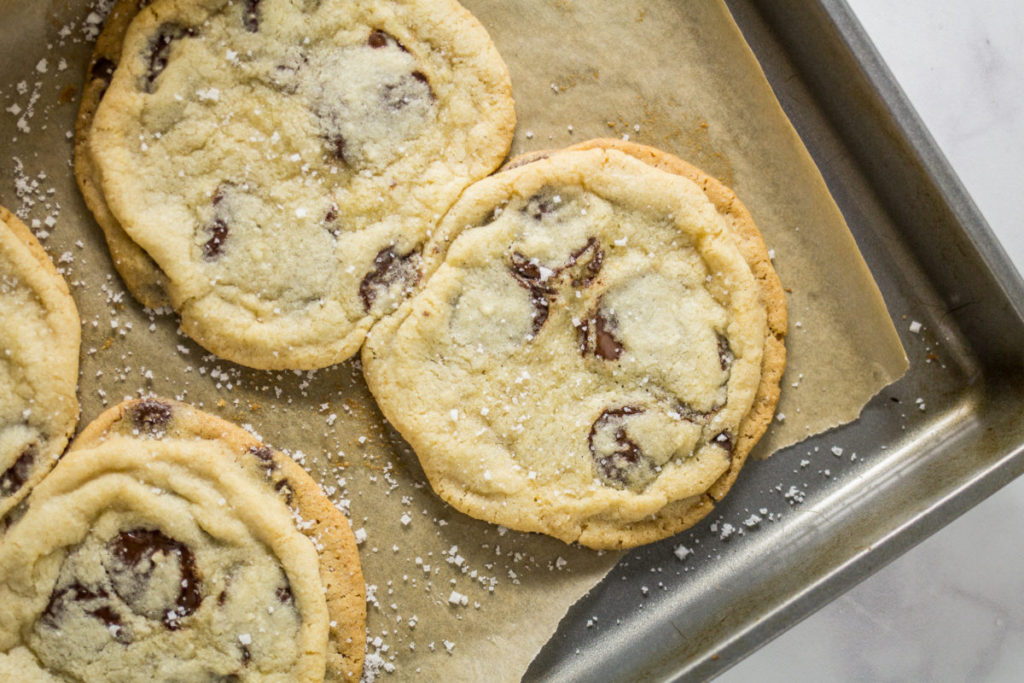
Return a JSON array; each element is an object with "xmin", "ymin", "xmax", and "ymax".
[
  {"xmin": 27, "ymin": 509, "xmax": 305, "ymax": 680},
  {"xmin": 599, "ymin": 272, "xmax": 731, "ymax": 413},
  {"xmin": 310, "ymin": 31, "xmax": 435, "ymax": 169}
]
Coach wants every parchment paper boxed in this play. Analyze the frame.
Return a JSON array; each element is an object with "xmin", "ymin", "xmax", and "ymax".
[{"xmin": 0, "ymin": 0, "xmax": 907, "ymax": 680}]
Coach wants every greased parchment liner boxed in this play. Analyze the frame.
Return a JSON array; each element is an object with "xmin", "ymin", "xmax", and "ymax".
[{"xmin": 0, "ymin": 0, "xmax": 906, "ymax": 680}]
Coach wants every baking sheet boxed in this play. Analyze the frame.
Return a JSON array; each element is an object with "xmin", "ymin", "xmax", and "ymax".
[
  {"xmin": 0, "ymin": 0, "xmax": 936, "ymax": 680},
  {"xmin": 528, "ymin": 1, "xmax": 1024, "ymax": 679}
]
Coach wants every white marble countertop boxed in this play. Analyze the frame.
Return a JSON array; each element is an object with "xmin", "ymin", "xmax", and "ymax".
[{"xmin": 718, "ymin": 0, "xmax": 1024, "ymax": 681}]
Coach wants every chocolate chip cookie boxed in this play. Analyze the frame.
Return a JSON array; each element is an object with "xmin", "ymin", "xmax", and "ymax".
[
  {"xmin": 0, "ymin": 398, "xmax": 365, "ymax": 681},
  {"xmin": 0, "ymin": 205, "xmax": 80, "ymax": 520},
  {"xmin": 362, "ymin": 143, "xmax": 786, "ymax": 549},
  {"xmin": 89, "ymin": 0, "xmax": 515, "ymax": 369}
]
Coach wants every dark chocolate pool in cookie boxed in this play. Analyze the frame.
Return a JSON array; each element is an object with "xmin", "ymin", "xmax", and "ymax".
[
  {"xmin": 0, "ymin": 398, "xmax": 365, "ymax": 681},
  {"xmin": 362, "ymin": 144, "xmax": 786, "ymax": 549},
  {"xmin": 89, "ymin": 0, "xmax": 515, "ymax": 369}
]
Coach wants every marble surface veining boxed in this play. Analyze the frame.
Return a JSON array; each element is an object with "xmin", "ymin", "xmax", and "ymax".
[{"xmin": 718, "ymin": 0, "xmax": 1024, "ymax": 681}]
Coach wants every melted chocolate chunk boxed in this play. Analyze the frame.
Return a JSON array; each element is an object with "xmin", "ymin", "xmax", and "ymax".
[
  {"xmin": 367, "ymin": 29, "xmax": 408, "ymax": 52},
  {"xmin": 509, "ymin": 252, "xmax": 543, "ymax": 283},
  {"xmin": 0, "ymin": 444, "xmax": 35, "ymax": 496},
  {"xmin": 130, "ymin": 399, "xmax": 173, "ymax": 433},
  {"xmin": 712, "ymin": 431, "xmax": 734, "ymax": 456},
  {"xmin": 359, "ymin": 247, "xmax": 421, "ymax": 311},
  {"xmin": 273, "ymin": 478, "xmax": 294, "ymax": 505},
  {"xmin": 522, "ymin": 192, "xmax": 559, "ymax": 220},
  {"xmin": 41, "ymin": 582, "xmax": 104, "ymax": 628},
  {"xmin": 249, "ymin": 445, "xmax": 277, "ymax": 480},
  {"xmin": 89, "ymin": 605, "xmax": 126, "ymax": 635},
  {"xmin": 565, "ymin": 238, "xmax": 604, "ymax": 288},
  {"xmin": 588, "ymin": 407, "xmax": 650, "ymax": 489},
  {"xmin": 91, "ymin": 56, "xmax": 116, "ymax": 84},
  {"xmin": 242, "ymin": 0, "xmax": 261, "ymax": 32},
  {"xmin": 593, "ymin": 311, "xmax": 623, "ymax": 360},
  {"xmin": 367, "ymin": 29, "xmax": 389, "ymax": 48},
  {"xmin": 91, "ymin": 56, "xmax": 117, "ymax": 99},
  {"xmin": 575, "ymin": 317, "xmax": 590, "ymax": 355},
  {"xmin": 143, "ymin": 23, "xmax": 194, "ymax": 93},
  {"xmin": 509, "ymin": 252, "xmax": 554, "ymax": 337},
  {"xmin": 249, "ymin": 445, "xmax": 274, "ymax": 464},
  {"xmin": 324, "ymin": 203, "xmax": 340, "ymax": 237},
  {"xmin": 216, "ymin": 573, "xmax": 234, "ymax": 607},
  {"xmin": 325, "ymin": 131, "xmax": 348, "ymax": 163},
  {"xmin": 105, "ymin": 528, "xmax": 203, "ymax": 629},
  {"xmin": 717, "ymin": 334, "xmax": 734, "ymax": 371},
  {"xmin": 526, "ymin": 294, "xmax": 550, "ymax": 336},
  {"xmin": 202, "ymin": 184, "xmax": 235, "ymax": 259},
  {"xmin": 577, "ymin": 304, "xmax": 624, "ymax": 360},
  {"xmin": 203, "ymin": 218, "xmax": 228, "ymax": 260},
  {"xmin": 41, "ymin": 582, "xmax": 131, "ymax": 643}
]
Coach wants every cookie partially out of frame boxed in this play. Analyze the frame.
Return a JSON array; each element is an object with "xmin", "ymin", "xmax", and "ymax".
[
  {"xmin": 75, "ymin": 0, "xmax": 172, "ymax": 310},
  {"xmin": 89, "ymin": 0, "xmax": 516, "ymax": 369},
  {"xmin": 0, "ymin": 205, "xmax": 80, "ymax": 520},
  {"xmin": 362, "ymin": 142, "xmax": 786, "ymax": 549},
  {"xmin": 0, "ymin": 398, "xmax": 365, "ymax": 681}
]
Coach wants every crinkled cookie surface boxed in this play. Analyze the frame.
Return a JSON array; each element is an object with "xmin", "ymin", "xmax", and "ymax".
[
  {"xmin": 0, "ymin": 398, "xmax": 365, "ymax": 681},
  {"xmin": 363, "ymin": 145, "xmax": 786, "ymax": 549},
  {"xmin": 90, "ymin": 0, "xmax": 515, "ymax": 369}
]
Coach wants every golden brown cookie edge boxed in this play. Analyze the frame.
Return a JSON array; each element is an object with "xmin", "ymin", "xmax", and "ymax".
[
  {"xmin": 73, "ymin": 0, "xmax": 172, "ymax": 310},
  {"xmin": 0, "ymin": 206, "xmax": 81, "ymax": 521}
]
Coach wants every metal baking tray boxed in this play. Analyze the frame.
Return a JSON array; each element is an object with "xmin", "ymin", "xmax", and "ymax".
[
  {"xmin": 0, "ymin": 1, "xmax": 1021, "ymax": 681},
  {"xmin": 525, "ymin": 1, "xmax": 1024, "ymax": 680}
]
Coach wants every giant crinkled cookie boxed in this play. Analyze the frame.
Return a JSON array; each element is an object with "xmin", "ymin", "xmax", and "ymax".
[
  {"xmin": 0, "ymin": 398, "xmax": 365, "ymax": 681},
  {"xmin": 362, "ymin": 142, "xmax": 786, "ymax": 549},
  {"xmin": 89, "ymin": 0, "xmax": 516, "ymax": 369},
  {"xmin": 0, "ymin": 205, "xmax": 80, "ymax": 520}
]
